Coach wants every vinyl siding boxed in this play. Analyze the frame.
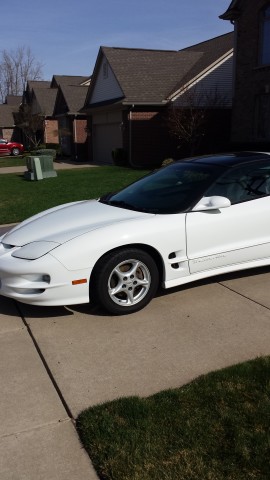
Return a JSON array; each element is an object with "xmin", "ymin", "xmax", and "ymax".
[
  {"xmin": 173, "ymin": 54, "xmax": 233, "ymax": 108},
  {"xmin": 90, "ymin": 57, "xmax": 123, "ymax": 105}
]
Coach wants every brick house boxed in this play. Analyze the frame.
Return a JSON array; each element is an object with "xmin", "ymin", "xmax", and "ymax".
[
  {"xmin": 52, "ymin": 76, "xmax": 90, "ymax": 160},
  {"xmin": 0, "ymin": 95, "xmax": 22, "ymax": 142},
  {"xmin": 220, "ymin": 0, "xmax": 270, "ymax": 149},
  {"xmin": 84, "ymin": 32, "xmax": 233, "ymax": 167}
]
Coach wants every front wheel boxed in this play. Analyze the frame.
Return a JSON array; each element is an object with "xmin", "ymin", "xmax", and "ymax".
[
  {"xmin": 11, "ymin": 147, "xmax": 20, "ymax": 156},
  {"xmin": 92, "ymin": 248, "xmax": 159, "ymax": 315}
]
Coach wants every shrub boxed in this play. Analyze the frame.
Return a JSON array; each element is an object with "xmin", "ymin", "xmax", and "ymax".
[
  {"xmin": 112, "ymin": 148, "xmax": 128, "ymax": 166},
  {"xmin": 33, "ymin": 149, "xmax": 57, "ymax": 159}
]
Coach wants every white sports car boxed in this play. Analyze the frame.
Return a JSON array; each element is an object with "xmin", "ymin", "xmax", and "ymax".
[{"xmin": 1, "ymin": 152, "xmax": 270, "ymax": 314}]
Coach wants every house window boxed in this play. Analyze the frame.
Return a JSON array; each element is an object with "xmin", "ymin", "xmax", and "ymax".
[
  {"xmin": 259, "ymin": 5, "xmax": 270, "ymax": 65},
  {"xmin": 254, "ymin": 94, "xmax": 270, "ymax": 140}
]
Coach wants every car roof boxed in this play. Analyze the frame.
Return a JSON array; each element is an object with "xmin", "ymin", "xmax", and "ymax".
[{"xmin": 181, "ymin": 152, "xmax": 270, "ymax": 167}]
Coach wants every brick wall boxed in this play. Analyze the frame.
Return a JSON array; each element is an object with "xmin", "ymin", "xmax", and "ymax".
[
  {"xmin": 73, "ymin": 118, "xmax": 88, "ymax": 161},
  {"xmin": 1, "ymin": 128, "xmax": 14, "ymax": 141},
  {"xmin": 45, "ymin": 119, "xmax": 59, "ymax": 144},
  {"xmin": 74, "ymin": 119, "xmax": 87, "ymax": 143}
]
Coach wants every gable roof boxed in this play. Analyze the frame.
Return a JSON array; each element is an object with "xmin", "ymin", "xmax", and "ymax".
[
  {"xmin": 87, "ymin": 47, "xmax": 202, "ymax": 106},
  {"xmin": 102, "ymin": 47, "xmax": 202, "ymax": 104},
  {"xmin": 23, "ymin": 80, "xmax": 51, "ymax": 106},
  {"xmin": 23, "ymin": 80, "xmax": 57, "ymax": 116},
  {"xmin": 32, "ymin": 87, "xmax": 58, "ymax": 116},
  {"xmin": 86, "ymin": 32, "xmax": 234, "ymax": 108},
  {"xmin": 54, "ymin": 84, "xmax": 88, "ymax": 115}
]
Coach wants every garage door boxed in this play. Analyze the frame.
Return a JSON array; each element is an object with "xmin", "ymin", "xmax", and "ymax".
[{"xmin": 93, "ymin": 123, "xmax": 122, "ymax": 165}]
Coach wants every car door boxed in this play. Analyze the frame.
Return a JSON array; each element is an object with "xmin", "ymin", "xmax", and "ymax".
[{"xmin": 186, "ymin": 160, "xmax": 270, "ymax": 274}]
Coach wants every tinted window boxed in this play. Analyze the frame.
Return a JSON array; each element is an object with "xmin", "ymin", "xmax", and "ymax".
[
  {"xmin": 205, "ymin": 161, "xmax": 270, "ymax": 204},
  {"xmin": 101, "ymin": 162, "xmax": 225, "ymax": 214}
]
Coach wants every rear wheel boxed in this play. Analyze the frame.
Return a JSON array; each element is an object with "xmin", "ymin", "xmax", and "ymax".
[
  {"xmin": 92, "ymin": 248, "xmax": 159, "ymax": 314},
  {"xmin": 11, "ymin": 147, "xmax": 20, "ymax": 156}
]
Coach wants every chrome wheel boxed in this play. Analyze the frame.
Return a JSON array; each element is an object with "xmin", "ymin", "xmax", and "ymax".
[
  {"xmin": 108, "ymin": 259, "xmax": 151, "ymax": 306},
  {"xmin": 11, "ymin": 148, "xmax": 20, "ymax": 156},
  {"xmin": 92, "ymin": 248, "xmax": 159, "ymax": 314}
]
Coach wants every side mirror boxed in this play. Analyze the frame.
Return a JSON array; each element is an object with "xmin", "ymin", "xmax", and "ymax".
[{"xmin": 192, "ymin": 196, "xmax": 231, "ymax": 212}]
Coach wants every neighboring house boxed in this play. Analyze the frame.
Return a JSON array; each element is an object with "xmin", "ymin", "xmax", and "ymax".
[
  {"xmin": 52, "ymin": 75, "xmax": 90, "ymax": 159},
  {"xmin": 0, "ymin": 95, "xmax": 22, "ymax": 142},
  {"xmin": 220, "ymin": 0, "xmax": 270, "ymax": 148},
  {"xmin": 19, "ymin": 76, "xmax": 90, "ymax": 157},
  {"xmin": 84, "ymin": 32, "xmax": 233, "ymax": 167},
  {"xmin": 22, "ymin": 80, "xmax": 58, "ymax": 146}
]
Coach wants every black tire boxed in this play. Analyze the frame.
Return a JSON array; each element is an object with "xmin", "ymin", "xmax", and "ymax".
[
  {"xmin": 91, "ymin": 248, "xmax": 159, "ymax": 315},
  {"xmin": 11, "ymin": 147, "xmax": 20, "ymax": 156}
]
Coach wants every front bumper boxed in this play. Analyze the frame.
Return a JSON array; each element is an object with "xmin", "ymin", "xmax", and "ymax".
[{"xmin": 0, "ymin": 245, "xmax": 91, "ymax": 306}]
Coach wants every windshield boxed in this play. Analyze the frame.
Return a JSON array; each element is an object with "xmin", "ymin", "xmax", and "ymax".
[{"xmin": 100, "ymin": 161, "xmax": 226, "ymax": 214}]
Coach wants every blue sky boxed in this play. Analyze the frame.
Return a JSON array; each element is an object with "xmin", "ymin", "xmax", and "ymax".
[{"xmin": 2, "ymin": 0, "xmax": 232, "ymax": 80}]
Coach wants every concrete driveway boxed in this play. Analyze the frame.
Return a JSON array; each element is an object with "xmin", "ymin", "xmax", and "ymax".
[{"xmin": 1, "ymin": 249, "xmax": 270, "ymax": 478}]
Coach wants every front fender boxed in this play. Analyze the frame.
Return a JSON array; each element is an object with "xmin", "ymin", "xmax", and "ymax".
[{"xmin": 50, "ymin": 214, "xmax": 188, "ymax": 283}]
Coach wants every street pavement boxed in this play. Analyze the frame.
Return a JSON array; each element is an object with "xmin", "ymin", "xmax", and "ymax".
[{"xmin": 1, "ymin": 162, "xmax": 270, "ymax": 477}]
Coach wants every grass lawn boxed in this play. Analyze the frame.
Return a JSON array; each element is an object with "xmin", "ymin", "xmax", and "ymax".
[
  {"xmin": 0, "ymin": 166, "xmax": 149, "ymax": 224},
  {"xmin": 77, "ymin": 356, "xmax": 270, "ymax": 480}
]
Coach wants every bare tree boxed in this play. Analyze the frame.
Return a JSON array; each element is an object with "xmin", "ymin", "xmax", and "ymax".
[
  {"xmin": 14, "ymin": 104, "xmax": 44, "ymax": 149},
  {"xmin": 0, "ymin": 46, "xmax": 43, "ymax": 102},
  {"xmin": 167, "ymin": 85, "xmax": 230, "ymax": 156}
]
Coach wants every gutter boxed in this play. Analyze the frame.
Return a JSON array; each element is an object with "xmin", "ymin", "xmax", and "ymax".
[
  {"xmin": 219, "ymin": 9, "xmax": 240, "ymax": 21},
  {"xmin": 219, "ymin": 0, "xmax": 240, "ymax": 21},
  {"xmin": 122, "ymin": 101, "xmax": 167, "ymax": 106}
]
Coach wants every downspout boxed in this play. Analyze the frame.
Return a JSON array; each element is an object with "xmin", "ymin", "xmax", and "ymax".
[
  {"xmin": 44, "ymin": 117, "xmax": 48, "ymax": 144},
  {"xmin": 73, "ymin": 114, "xmax": 78, "ymax": 161},
  {"xmin": 232, "ymin": 19, "xmax": 237, "ymax": 99},
  {"xmin": 128, "ymin": 105, "xmax": 136, "ymax": 168}
]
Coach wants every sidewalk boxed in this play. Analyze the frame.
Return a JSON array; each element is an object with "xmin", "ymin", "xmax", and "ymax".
[
  {"xmin": 0, "ymin": 160, "xmax": 98, "ymax": 174},
  {"xmin": 0, "ymin": 296, "xmax": 98, "ymax": 480}
]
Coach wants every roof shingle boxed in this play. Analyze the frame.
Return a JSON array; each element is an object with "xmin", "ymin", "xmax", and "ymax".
[{"xmin": 87, "ymin": 32, "xmax": 233, "ymax": 106}]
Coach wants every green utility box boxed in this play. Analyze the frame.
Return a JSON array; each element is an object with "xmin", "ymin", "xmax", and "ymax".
[{"xmin": 24, "ymin": 155, "xmax": 57, "ymax": 181}]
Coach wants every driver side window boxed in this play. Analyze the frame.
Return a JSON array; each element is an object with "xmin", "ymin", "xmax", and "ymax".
[{"xmin": 205, "ymin": 161, "xmax": 270, "ymax": 205}]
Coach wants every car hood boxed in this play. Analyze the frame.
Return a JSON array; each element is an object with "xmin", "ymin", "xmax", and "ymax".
[{"xmin": 2, "ymin": 200, "xmax": 151, "ymax": 247}]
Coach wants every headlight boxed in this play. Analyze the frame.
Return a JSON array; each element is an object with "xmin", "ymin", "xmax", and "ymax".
[{"xmin": 12, "ymin": 241, "xmax": 60, "ymax": 260}]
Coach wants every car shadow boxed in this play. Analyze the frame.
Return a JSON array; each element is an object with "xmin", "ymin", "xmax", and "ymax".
[
  {"xmin": 1, "ymin": 266, "xmax": 269, "ymax": 319},
  {"xmin": 71, "ymin": 265, "xmax": 270, "ymax": 316},
  {"xmin": 0, "ymin": 297, "xmax": 75, "ymax": 319},
  {"xmin": 156, "ymin": 265, "xmax": 270, "ymax": 299}
]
